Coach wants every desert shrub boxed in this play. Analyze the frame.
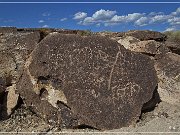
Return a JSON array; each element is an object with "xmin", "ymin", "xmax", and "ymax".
[
  {"xmin": 164, "ymin": 31, "xmax": 180, "ymax": 42},
  {"xmin": 77, "ymin": 30, "xmax": 92, "ymax": 36}
]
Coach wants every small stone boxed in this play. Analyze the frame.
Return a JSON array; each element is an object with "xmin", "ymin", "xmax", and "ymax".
[{"xmin": 6, "ymin": 84, "xmax": 19, "ymax": 116}]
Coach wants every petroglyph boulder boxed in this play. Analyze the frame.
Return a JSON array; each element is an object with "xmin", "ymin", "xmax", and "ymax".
[{"xmin": 17, "ymin": 33, "xmax": 158, "ymax": 130}]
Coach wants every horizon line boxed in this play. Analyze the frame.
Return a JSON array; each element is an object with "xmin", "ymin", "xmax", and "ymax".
[{"xmin": 0, "ymin": 2, "xmax": 180, "ymax": 4}]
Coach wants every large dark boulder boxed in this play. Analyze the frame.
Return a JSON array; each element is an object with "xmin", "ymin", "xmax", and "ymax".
[
  {"xmin": 124, "ymin": 30, "xmax": 167, "ymax": 41},
  {"xmin": 17, "ymin": 33, "xmax": 158, "ymax": 130}
]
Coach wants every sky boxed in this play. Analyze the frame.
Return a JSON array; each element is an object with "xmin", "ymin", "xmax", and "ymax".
[{"xmin": 0, "ymin": 2, "xmax": 179, "ymax": 32}]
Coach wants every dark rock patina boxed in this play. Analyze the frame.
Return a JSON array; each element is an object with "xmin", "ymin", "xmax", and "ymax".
[{"xmin": 17, "ymin": 33, "xmax": 158, "ymax": 130}]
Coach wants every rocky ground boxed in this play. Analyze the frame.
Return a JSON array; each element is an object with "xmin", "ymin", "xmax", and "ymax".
[
  {"xmin": 0, "ymin": 101, "xmax": 180, "ymax": 134},
  {"xmin": 0, "ymin": 27, "xmax": 179, "ymax": 134}
]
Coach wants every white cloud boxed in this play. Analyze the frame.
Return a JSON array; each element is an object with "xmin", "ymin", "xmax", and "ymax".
[
  {"xmin": 164, "ymin": 27, "xmax": 176, "ymax": 32},
  {"xmin": 60, "ymin": 18, "xmax": 67, "ymax": 21},
  {"xmin": 126, "ymin": 13, "xmax": 144, "ymax": 22},
  {"xmin": 149, "ymin": 15, "xmax": 171, "ymax": 24},
  {"xmin": 96, "ymin": 23, "xmax": 101, "ymax": 27},
  {"xmin": 110, "ymin": 15, "xmax": 126, "ymax": 23},
  {"xmin": 42, "ymin": 25, "xmax": 49, "ymax": 28},
  {"xmin": 107, "ymin": 13, "xmax": 144, "ymax": 25},
  {"xmin": 77, "ymin": 10, "xmax": 144, "ymax": 26},
  {"xmin": 171, "ymin": 7, "xmax": 180, "ymax": 16},
  {"xmin": 74, "ymin": 7, "xmax": 180, "ymax": 28},
  {"xmin": 92, "ymin": 9, "xmax": 116, "ymax": 21},
  {"xmin": 42, "ymin": 12, "xmax": 51, "ymax": 17},
  {"xmin": 82, "ymin": 17, "xmax": 94, "ymax": 25},
  {"xmin": 104, "ymin": 15, "xmax": 125, "ymax": 26},
  {"xmin": 77, "ymin": 9, "xmax": 117, "ymax": 25},
  {"xmin": 168, "ymin": 17, "xmax": 180, "ymax": 25},
  {"xmin": 73, "ymin": 12, "xmax": 87, "ymax": 20},
  {"xmin": 149, "ymin": 12, "xmax": 163, "ymax": 16},
  {"xmin": 135, "ymin": 17, "xmax": 149, "ymax": 26},
  {"xmin": 38, "ymin": 20, "xmax": 45, "ymax": 23},
  {"xmin": 104, "ymin": 22, "xmax": 119, "ymax": 27}
]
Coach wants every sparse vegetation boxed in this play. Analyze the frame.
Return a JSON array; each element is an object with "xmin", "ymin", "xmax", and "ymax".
[
  {"xmin": 164, "ymin": 30, "xmax": 180, "ymax": 42},
  {"xmin": 77, "ymin": 30, "xmax": 92, "ymax": 36}
]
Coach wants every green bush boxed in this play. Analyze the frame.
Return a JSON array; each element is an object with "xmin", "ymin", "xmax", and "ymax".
[
  {"xmin": 164, "ymin": 30, "xmax": 180, "ymax": 42},
  {"xmin": 77, "ymin": 30, "xmax": 92, "ymax": 36}
]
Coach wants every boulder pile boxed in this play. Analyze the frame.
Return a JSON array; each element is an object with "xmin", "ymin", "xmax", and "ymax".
[
  {"xmin": 114, "ymin": 30, "xmax": 180, "ymax": 109},
  {"xmin": 0, "ymin": 27, "xmax": 40, "ymax": 119},
  {"xmin": 0, "ymin": 27, "xmax": 179, "ymax": 130}
]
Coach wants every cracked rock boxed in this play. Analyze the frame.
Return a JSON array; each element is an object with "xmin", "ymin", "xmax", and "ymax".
[
  {"xmin": 0, "ymin": 31, "xmax": 40, "ymax": 119},
  {"xmin": 17, "ymin": 33, "xmax": 158, "ymax": 130},
  {"xmin": 124, "ymin": 30, "xmax": 167, "ymax": 41},
  {"xmin": 117, "ymin": 36, "xmax": 140, "ymax": 49},
  {"xmin": 155, "ymin": 52, "xmax": 180, "ymax": 106},
  {"xmin": 165, "ymin": 40, "xmax": 180, "ymax": 55},
  {"xmin": 118, "ymin": 38, "xmax": 170, "ymax": 56}
]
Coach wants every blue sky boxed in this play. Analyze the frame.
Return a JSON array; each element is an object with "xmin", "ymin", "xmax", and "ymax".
[{"xmin": 0, "ymin": 3, "xmax": 179, "ymax": 32}]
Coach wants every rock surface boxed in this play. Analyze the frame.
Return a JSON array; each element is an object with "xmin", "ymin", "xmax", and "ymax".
[
  {"xmin": 0, "ymin": 27, "xmax": 17, "ymax": 33},
  {"xmin": 0, "ymin": 31, "xmax": 40, "ymax": 119},
  {"xmin": 124, "ymin": 30, "xmax": 167, "ymax": 41},
  {"xmin": 165, "ymin": 40, "xmax": 180, "ymax": 55},
  {"xmin": 97, "ymin": 30, "xmax": 167, "ymax": 42},
  {"xmin": 118, "ymin": 37, "xmax": 169, "ymax": 56},
  {"xmin": 117, "ymin": 36, "xmax": 140, "ymax": 49},
  {"xmin": 1, "ymin": 101, "xmax": 180, "ymax": 134},
  {"xmin": 0, "ymin": 77, "xmax": 5, "ymax": 94},
  {"xmin": 0, "ymin": 53, "xmax": 17, "ymax": 119},
  {"xmin": 6, "ymin": 85, "xmax": 19, "ymax": 116},
  {"xmin": 155, "ymin": 52, "xmax": 180, "ymax": 106},
  {"xmin": 17, "ymin": 33, "xmax": 158, "ymax": 130},
  {"xmin": 0, "ymin": 27, "xmax": 179, "ymax": 133}
]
